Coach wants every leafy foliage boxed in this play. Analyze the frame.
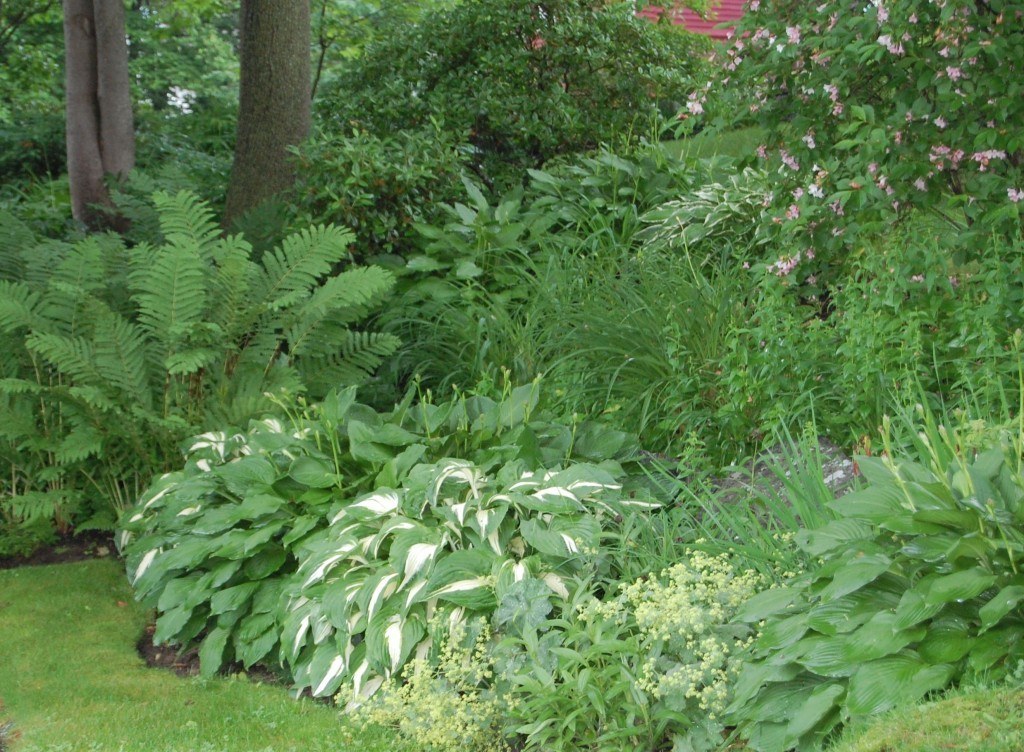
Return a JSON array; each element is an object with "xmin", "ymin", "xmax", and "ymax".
[
  {"xmin": 123, "ymin": 381, "xmax": 655, "ymax": 693},
  {"xmin": 727, "ymin": 408, "xmax": 1024, "ymax": 751},
  {"xmin": 301, "ymin": 0, "xmax": 711, "ymax": 260},
  {"xmin": 0, "ymin": 193, "xmax": 397, "ymax": 532},
  {"xmin": 710, "ymin": 0, "xmax": 1024, "ymax": 282},
  {"xmin": 501, "ymin": 551, "xmax": 763, "ymax": 752}
]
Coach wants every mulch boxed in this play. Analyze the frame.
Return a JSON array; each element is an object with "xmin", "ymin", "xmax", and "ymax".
[{"xmin": 0, "ymin": 530, "xmax": 116, "ymax": 570}]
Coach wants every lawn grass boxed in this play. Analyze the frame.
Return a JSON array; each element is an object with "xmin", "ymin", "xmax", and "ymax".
[
  {"xmin": 0, "ymin": 559, "xmax": 402, "ymax": 752},
  {"xmin": 663, "ymin": 125, "xmax": 766, "ymax": 161},
  {"xmin": 830, "ymin": 686, "xmax": 1024, "ymax": 752}
]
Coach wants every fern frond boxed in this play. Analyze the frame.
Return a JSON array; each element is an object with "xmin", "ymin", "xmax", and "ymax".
[
  {"xmin": 0, "ymin": 281, "xmax": 46, "ymax": 333},
  {"xmin": 131, "ymin": 238, "xmax": 208, "ymax": 354},
  {"xmin": 24, "ymin": 332, "xmax": 105, "ymax": 388},
  {"xmin": 285, "ymin": 266, "xmax": 395, "ymax": 356},
  {"xmin": 300, "ymin": 330, "xmax": 400, "ymax": 391},
  {"xmin": 0, "ymin": 210, "xmax": 34, "ymax": 281},
  {"xmin": 253, "ymin": 225, "xmax": 354, "ymax": 312},
  {"xmin": 90, "ymin": 306, "xmax": 152, "ymax": 408},
  {"xmin": 152, "ymin": 191, "xmax": 222, "ymax": 262}
]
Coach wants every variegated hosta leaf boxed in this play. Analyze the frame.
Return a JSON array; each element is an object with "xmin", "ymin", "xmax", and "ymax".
[{"xmin": 283, "ymin": 456, "xmax": 658, "ymax": 699}]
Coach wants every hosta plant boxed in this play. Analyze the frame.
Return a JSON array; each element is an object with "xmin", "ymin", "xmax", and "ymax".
[
  {"xmin": 123, "ymin": 381, "xmax": 652, "ymax": 681},
  {"xmin": 726, "ymin": 409, "xmax": 1024, "ymax": 752},
  {"xmin": 283, "ymin": 457, "xmax": 659, "ymax": 703}
]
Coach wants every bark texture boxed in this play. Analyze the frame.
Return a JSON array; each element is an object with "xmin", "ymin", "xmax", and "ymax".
[
  {"xmin": 63, "ymin": 0, "xmax": 134, "ymax": 229},
  {"xmin": 224, "ymin": 0, "xmax": 312, "ymax": 227}
]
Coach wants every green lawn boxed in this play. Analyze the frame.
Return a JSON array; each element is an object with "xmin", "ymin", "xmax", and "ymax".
[{"xmin": 0, "ymin": 559, "xmax": 400, "ymax": 752}]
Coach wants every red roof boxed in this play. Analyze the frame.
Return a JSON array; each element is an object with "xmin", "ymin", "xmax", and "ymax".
[{"xmin": 638, "ymin": 2, "xmax": 746, "ymax": 40}]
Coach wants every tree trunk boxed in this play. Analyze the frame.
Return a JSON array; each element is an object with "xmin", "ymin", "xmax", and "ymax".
[
  {"xmin": 223, "ymin": 0, "xmax": 312, "ymax": 227},
  {"xmin": 63, "ymin": 0, "xmax": 134, "ymax": 230}
]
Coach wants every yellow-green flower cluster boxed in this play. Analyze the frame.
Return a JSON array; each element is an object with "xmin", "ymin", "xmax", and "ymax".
[
  {"xmin": 585, "ymin": 550, "xmax": 763, "ymax": 718},
  {"xmin": 357, "ymin": 618, "xmax": 510, "ymax": 752}
]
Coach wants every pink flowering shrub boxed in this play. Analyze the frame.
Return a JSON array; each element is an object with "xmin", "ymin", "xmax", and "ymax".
[{"xmin": 707, "ymin": 0, "xmax": 1023, "ymax": 281}]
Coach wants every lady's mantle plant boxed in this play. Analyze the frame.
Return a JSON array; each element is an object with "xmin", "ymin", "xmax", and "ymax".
[{"xmin": 710, "ymin": 0, "xmax": 1023, "ymax": 282}]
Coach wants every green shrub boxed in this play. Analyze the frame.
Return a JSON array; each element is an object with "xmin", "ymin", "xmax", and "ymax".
[
  {"xmin": 710, "ymin": 0, "xmax": 1024, "ymax": 282},
  {"xmin": 294, "ymin": 127, "xmax": 471, "ymax": 261},
  {"xmin": 726, "ymin": 406, "xmax": 1024, "ymax": 751},
  {"xmin": 315, "ymin": 0, "xmax": 711, "ymax": 199},
  {"xmin": 0, "ymin": 193, "xmax": 397, "ymax": 532}
]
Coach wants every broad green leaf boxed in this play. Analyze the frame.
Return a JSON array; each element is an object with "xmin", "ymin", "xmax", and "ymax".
[
  {"xmin": 210, "ymin": 582, "xmax": 260, "ymax": 615},
  {"xmin": 758, "ymin": 614, "xmax": 811, "ymax": 651},
  {"xmin": 893, "ymin": 588, "xmax": 944, "ymax": 630},
  {"xmin": 968, "ymin": 627, "xmax": 1023, "ymax": 672},
  {"xmin": 734, "ymin": 586, "xmax": 802, "ymax": 623},
  {"xmin": 923, "ymin": 568, "xmax": 997, "ymax": 607},
  {"xmin": 978, "ymin": 583, "xmax": 1024, "ymax": 631},
  {"xmin": 797, "ymin": 519, "xmax": 874, "ymax": 556},
  {"xmin": 917, "ymin": 622, "xmax": 973, "ymax": 664},
  {"xmin": 290, "ymin": 456, "xmax": 340, "ymax": 488},
  {"xmin": 785, "ymin": 683, "xmax": 845, "ymax": 740},
  {"xmin": 839, "ymin": 613, "xmax": 925, "ymax": 663},
  {"xmin": 846, "ymin": 656, "xmax": 953, "ymax": 717},
  {"xmin": 817, "ymin": 553, "xmax": 891, "ymax": 601},
  {"xmin": 198, "ymin": 626, "xmax": 231, "ymax": 678}
]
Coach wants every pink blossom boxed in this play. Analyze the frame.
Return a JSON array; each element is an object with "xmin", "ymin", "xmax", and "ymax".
[
  {"xmin": 785, "ymin": 204, "xmax": 801, "ymax": 220},
  {"xmin": 808, "ymin": 184, "xmax": 824, "ymax": 199},
  {"xmin": 945, "ymin": 66, "xmax": 963, "ymax": 81},
  {"xmin": 792, "ymin": 187, "xmax": 805, "ymax": 200},
  {"xmin": 780, "ymin": 149, "xmax": 800, "ymax": 171},
  {"xmin": 914, "ymin": 178, "xmax": 927, "ymax": 191},
  {"xmin": 786, "ymin": 26, "xmax": 801, "ymax": 44},
  {"xmin": 910, "ymin": 274, "xmax": 924, "ymax": 283},
  {"xmin": 972, "ymin": 150, "xmax": 1007, "ymax": 171},
  {"xmin": 756, "ymin": 144, "xmax": 768, "ymax": 159},
  {"xmin": 934, "ymin": 116, "xmax": 947, "ymax": 129},
  {"xmin": 876, "ymin": 2, "xmax": 889, "ymax": 23},
  {"xmin": 1009, "ymin": 188, "xmax": 1024, "ymax": 203},
  {"xmin": 802, "ymin": 132, "xmax": 816, "ymax": 149},
  {"xmin": 829, "ymin": 200, "xmax": 844, "ymax": 216}
]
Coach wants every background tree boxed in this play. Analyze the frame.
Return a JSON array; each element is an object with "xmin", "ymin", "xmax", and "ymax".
[
  {"xmin": 62, "ymin": 0, "xmax": 134, "ymax": 229},
  {"xmin": 223, "ymin": 0, "xmax": 311, "ymax": 227}
]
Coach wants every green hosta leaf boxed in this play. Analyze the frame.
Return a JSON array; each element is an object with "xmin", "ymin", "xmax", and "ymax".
[
  {"xmin": 235, "ymin": 612, "xmax": 279, "ymax": 668},
  {"xmin": 734, "ymin": 586, "xmax": 802, "ymax": 623},
  {"xmin": 839, "ymin": 613, "xmax": 925, "ymax": 663},
  {"xmin": 968, "ymin": 627, "xmax": 1023, "ymax": 672},
  {"xmin": 817, "ymin": 553, "xmax": 891, "ymax": 601},
  {"xmin": 917, "ymin": 621, "xmax": 973, "ymax": 664},
  {"xmin": 845, "ymin": 656, "xmax": 954, "ymax": 717},
  {"xmin": 153, "ymin": 604, "xmax": 195, "ymax": 644},
  {"xmin": 242, "ymin": 543, "xmax": 288, "ymax": 580},
  {"xmin": 290, "ymin": 456, "xmax": 340, "ymax": 488},
  {"xmin": 198, "ymin": 626, "xmax": 231, "ymax": 678},
  {"xmin": 978, "ymin": 584, "xmax": 1024, "ymax": 632},
  {"xmin": 892, "ymin": 588, "xmax": 945, "ymax": 630},
  {"xmin": 216, "ymin": 455, "xmax": 279, "ymax": 496},
  {"xmin": 785, "ymin": 683, "xmax": 845, "ymax": 741},
  {"xmin": 795, "ymin": 636, "xmax": 855, "ymax": 677},
  {"xmin": 923, "ymin": 568, "xmax": 997, "ymax": 607},
  {"xmin": 742, "ymin": 676, "xmax": 831, "ymax": 722},
  {"xmin": 210, "ymin": 582, "xmax": 260, "ymax": 616},
  {"xmin": 758, "ymin": 614, "xmax": 811, "ymax": 651}
]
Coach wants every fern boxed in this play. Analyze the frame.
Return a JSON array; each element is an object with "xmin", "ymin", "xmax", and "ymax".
[
  {"xmin": 152, "ymin": 191, "xmax": 222, "ymax": 261},
  {"xmin": 253, "ymin": 224, "xmax": 353, "ymax": 311},
  {"xmin": 2, "ymin": 193, "xmax": 397, "ymax": 535}
]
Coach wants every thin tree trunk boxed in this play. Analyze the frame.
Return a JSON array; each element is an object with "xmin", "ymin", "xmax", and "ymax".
[
  {"xmin": 94, "ymin": 0, "xmax": 134, "ymax": 176},
  {"xmin": 62, "ymin": 0, "xmax": 134, "ymax": 230},
  {"xmin": 223, "ymin": 0, "xmax": 312, "ymax": 228}
]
